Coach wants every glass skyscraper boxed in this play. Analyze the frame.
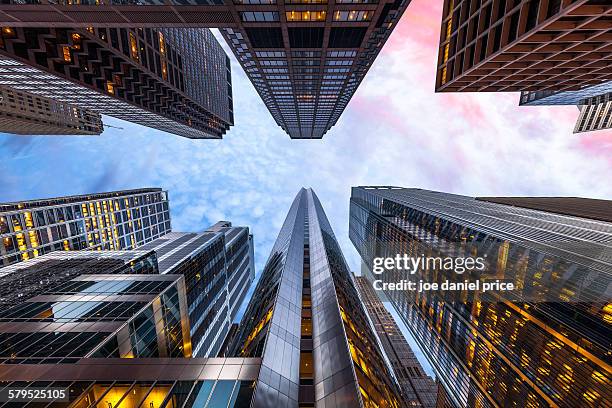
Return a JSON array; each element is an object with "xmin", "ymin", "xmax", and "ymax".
[
  {"xmin": 0, "ymin": 26, "xmax": 233, "ymax": 139},
  {"xmin": 229, "ymin": 188, "xmax": 406, "ymax": 407},
  {"xmin": 0, "ymin": 247, "xmax": 261, "ymax": 407},
  {"xmin": 349, "ymin": 187, "xmax": 611, "ymax": 408},
  {"xmin": 136, "ymin": 222, "xmax": 256, "ymax": 358},
  {"xmin": 0, "ymin": 188, "xmax": 171, "ymax": 267},
  {"xmin": 0, "ymin": 0, "xmax": 411, "ymax": 139},
  {"xmin": 355, "ymin": 275, "xmax": 439, "ymax": 408},
  {"xmin": 0, "ymin": 250, "xmax": 192, "ymax": 365}
]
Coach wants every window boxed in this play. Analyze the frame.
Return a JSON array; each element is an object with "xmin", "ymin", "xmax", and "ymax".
[
  {"xmin": 333, "ymin": 10, "xmax": 372, "ymax": 21},
  {"xmin": 240, "ymin": 11, "xmax": 280, "ymax": 22},
  {"xmin": 286, "ymin": 10, "xmax": 326, "ymax": 21}
]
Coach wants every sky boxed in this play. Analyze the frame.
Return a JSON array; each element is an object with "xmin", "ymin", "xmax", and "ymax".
[{"xmin": 0, "ymin": 0, "xmax": 611, "ymax": 350}]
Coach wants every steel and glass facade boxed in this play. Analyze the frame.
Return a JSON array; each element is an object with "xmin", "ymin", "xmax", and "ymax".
[
  {"xmin": 0, "ymin": 188, "xmax": 171, "ymax": 267},
  {"xmin": 0, "ymin": 250, "xmax": 192, "ymax": 365},
  {"xmin": 137, "ymin": 222, "xmax": 255, "ymax": 358},
  {"xmin": 231, "ymin": 188, "xmax": 405, "ymax": 407},
  {"xmin": 0, "ymin": 0, "xmax": 410, "ymax": 139},
  {"xmin": 0, "ymin": 247, "xmax": 260, "ymax": 408},
  {"xmin": 0, "ymin": 26, "xmax": 232, "ymax": 139},
  {"xmin": 355, "ymin": 276, "xmax": 438, "ymax": 408},
  {"xmin": 349, "ymin": 187, "xmax": 611, "ymax": 408},
  {"xmin": 0, "ymin": 86, "xmax": 103, "ymax": 135},
  {"xmin": 435, "ymin": 1, "xmax": 611, "ymax": 93},
  {"xmin": 0, "ymin": 358, "xmax": 261, "ymax": 408}
]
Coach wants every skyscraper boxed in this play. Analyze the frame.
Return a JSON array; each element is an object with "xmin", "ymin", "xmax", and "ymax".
[
  {"xmin": 229, "ymin": 188, "xmax": 406, "ymax": 407},
  {"xmin": 349, "ymin": 187, "xmax": 611, "ymax": 408},
  {"xmin": 0, "ymin": 86, "xmax": 103, "ymax": 135},
  {"xmin": 573, "ymin": 99, "xmax": 612, "ymax": 133},
  {"xmin": 0, "ymin": 250, "xmax": 192, "ymax": 365},
  {"xmin": 0, "ymin": 246, "xmax": 262, "ymax": 407},
  {"xmin": 136, "ymin": 222, "xmax": 256, "ymax": 358},
  {"xmin": 355, "ymin": 276, "xmax": 439, "ymax": 408},
  {"xmin": 0, "ymin": 188, "xmax": 171, "ymax": 267},
  {"xmin": 435, "ymin": 1, "xmax": 611, "ymax": 93},
  {"xmin": 0, "ymin": 0, "xmax": 411, "ymax": 139},
  {"xmin": 519, "ymin": 80, "xmax": 612, "ymax": 133},
  {"xmin": 0, "ymin": 26, "xmax": 233, "ymax": 139}
]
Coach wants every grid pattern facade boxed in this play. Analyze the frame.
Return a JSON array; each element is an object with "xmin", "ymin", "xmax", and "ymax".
[
  {"xmin": 138, "ymin": 222, "xmax": 255, "ymax": 358},
  {"xmin": 436, "ymin": 0, "xmax": 612, "ymax": 93},
  {"xmin": 574, "ymin": 99, "xmax": 612, "ymax": 133},
  {"xmin": 349, "ymin": 187, "xmax": 612, "ymax": 408},
  {"xmin": 0, "ymin": 86, "xmax": 103, "ymax": 135},
  {"xmin": 0, "ymin": 358, "xmax": 261, "ymax": 408},
  {"xmin": 0, "ymin": 0, "xmax": 411, "ymax": 139},
  {"xmin": 0, "ymin": 26, "xmax": 232, "ymax": 139},
  {"xmin": 355, "ymin": 276, "xmax": 439, "ymax": 408},
  {"xmin": 0, "ymin": 188, "xmax": 171, "ymax": 267},
  {"xmin": 231, "ymin": 188, "xmax": 405, "ymax": 407},
  {"xmin": 0, "ymin": 251, "xmax": 192, "ymax": 365},
  {"xmin": 220, "ymin": 0, "xmax": 411, "ymax": 139}
]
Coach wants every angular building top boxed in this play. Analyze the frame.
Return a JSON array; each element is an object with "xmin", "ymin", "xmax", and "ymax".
[
  {"xmin": 231, "ymin": 188, "xmax": 406, "ymax": 407},
  {"xmin": 349, "ymin": 186, "xmax": 612, "ymax": 408},
  {"xmin": 0, "ymin": 188, "xmax": 171, "ymax": 266},
  {"xmin": 0, "ymin": 26, "xmax": 232, "ymax": 139},
  {"xmin": 0, "ymin": 0, "xmax": 411, "ymax": 139},
  {"xmin": 435, "ymin": 1, "xmax": 612, "ymax": 93},
  {"xmin": 136, "ymin": 223, "xmax": 255, "ymax": 358},
  {"xmin": 0, "ymin": 86, "xmax": 103, "ymax": 135}
]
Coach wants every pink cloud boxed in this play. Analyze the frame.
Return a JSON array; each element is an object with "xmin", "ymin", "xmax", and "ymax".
[{"xmin": 576, "ymin": 130, "xmax": 612, "ymax": 165}]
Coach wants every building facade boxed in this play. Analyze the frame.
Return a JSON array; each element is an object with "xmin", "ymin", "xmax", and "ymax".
[
  {"xmin": 0, "ymin": 248, "xmax": 261, "ymax": 407},
  {"xmin": 0, "ymin": 26, "xmax": 233, "ymax": 139},
  {"xmin": 355, "ymin": 276, "xmax": 439, "ymax": 408},
  {"xmin": 574, "ymin": 99, "xmax": 612, "ymax": 133},
  {"xmin": 0, "ymin": 86, "xmax": 103, "ymax": 135},
  {"xmin": 0, "ymin": 188, "xmax": 171, "ymax": 267},
  {"xmin": 136, "ymin": 222, "xmax": 255, "ymax": 358},
  {"xmin": 0, "ymin": 250, "xmax": 192, "ymax": 365},
  {"xmin": 349, "ymin": 187, "xmax": 611, "ymax": 408},
  {"xmin": 0, "ymin": 357, "xmax": 261, "ymax": 408},
  {"xmin": 229, "ymin": 188, "xmax": 406, "ymax": 407},
  {"xmin": 0, "ymin": 0, "xmax": 411, "ymax": 139},
  {"xmin": 435, "ymin": 1, "xmax": 612, "ymax": 93}
]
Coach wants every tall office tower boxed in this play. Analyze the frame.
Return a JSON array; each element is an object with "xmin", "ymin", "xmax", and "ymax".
[
  {"xmin": 0, "ymin": 250, "xmax": 193, "ymax": 365},
  {"xmin": 0, "ymin": 188, "xmax": 171, "ymax": 267},
  {"xmin": 355, "ymin": 276, "xmax": 438, "ymax": 408},
  {"xmin": 229, "ymin": 188, "xmax": 405, "ymax": 407},
  {"xmin": 0, "ymin": 86, "xmax": 103, "ymax": 135},
  {"xmin": 0, "ymin": 26, "xmax": 233, "ymax": 139},
  {"xmin": 136, "ymin": 221, "xmax": 255, "ymax": 358},
  {"xmin": 435, "ymin": 1, "xmax": 611, "ymax": 93},
  {"xmin": 349, "ymin": 187, "xmax": 611, "ymax": 408},
  {"xmin": 0, "ymin": 1, "xmax": 411, "ymax": 139},
  {"xmin": 218, "ymin": 0, "xmax": 412, "ymax": 139}
]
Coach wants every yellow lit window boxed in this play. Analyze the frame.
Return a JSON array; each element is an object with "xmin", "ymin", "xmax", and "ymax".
[
  {"xmin": 158, "ymin": 31, "xmax": 165, "ymax": 55},
  {"xmin": 129, "ymin": 32, "xmax": 139, "ymax": 62},
  {"xmin": 62, "ymin": 46, "xmax": 71, "ymax": 62},
  {"xmin": 106, "ymin": 81, "xmax": 114, "ymax": 95}
]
